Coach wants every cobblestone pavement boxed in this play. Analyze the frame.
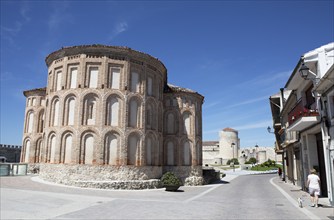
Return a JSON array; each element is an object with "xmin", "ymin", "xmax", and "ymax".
[{"xmin": 1, "ymin": 172, "xmax": 333, "ymax": 219}]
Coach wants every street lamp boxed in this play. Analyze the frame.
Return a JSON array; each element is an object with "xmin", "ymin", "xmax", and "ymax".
[
  {"xmin": 299, "ymin": 62, "xmax": 317, "ymax": 80},
  {"xmin": 267, "ymin": 126, "xmax": 275, "ymax": 134},
  {"xmin": 231, "ymin": 143, "xmax": 236, "ymax": 172},
  {"xmin": 299, "ymin": 61, "xmax": 334, "ymax": 84},
  {"xmin": 255, "ymin": 144, "xmax": 259, "ymax": 170}
]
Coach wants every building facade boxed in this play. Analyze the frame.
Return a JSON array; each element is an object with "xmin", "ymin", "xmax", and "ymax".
[
  {"xmin": 269, "ymin": 42, "xmax": 334, "ymax": 205},
  {"xmin": 21, "ymin": 45, "xmax": 204, "ymax": 188}
]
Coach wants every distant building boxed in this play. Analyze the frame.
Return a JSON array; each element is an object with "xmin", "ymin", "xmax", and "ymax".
[
  {"xmin": 0, "ymin": 144, "xmax": 21, "ymax": 163},
  {"xmin": 203, "ymin": 128, "xmax": 277, "ymax": 165},
  {"xmin": 203, "ymin": 128, "xmax": 240, "ymax": 165},
  {"xmin": 239, "ymin": 146, "xmax": 277, "ymax": 164}
]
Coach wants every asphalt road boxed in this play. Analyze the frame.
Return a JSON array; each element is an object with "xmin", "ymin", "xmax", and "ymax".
[{"xmin": 1, "ymin": 174, "xmax": 310, "ymax": 219}]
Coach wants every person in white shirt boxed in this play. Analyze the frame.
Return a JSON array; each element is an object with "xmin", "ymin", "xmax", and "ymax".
[{"xmin": 307, "ymin": 168, "xmax": 321, "ymax": 207}]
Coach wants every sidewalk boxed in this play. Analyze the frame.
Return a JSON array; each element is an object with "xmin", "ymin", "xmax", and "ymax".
[
  {"xmin": 271, "ymin": 176, "xmax": 334, "ymax": 220},
  {"xmin": 221, "ymin": 168, "xmax": 334, "ymax": 220}
]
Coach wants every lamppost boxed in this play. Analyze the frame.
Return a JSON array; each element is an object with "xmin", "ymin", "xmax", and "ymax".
[
  {"xmin": 255, "ymin": 144, "xmax": 259, "ymax": 170},
  {"xmin": 267, "ymin": 126, "xmax": 275, "ymax": 134},
  {"xmin": 231, "ymin": 143, "xmax": 236, "ymax": 172}
]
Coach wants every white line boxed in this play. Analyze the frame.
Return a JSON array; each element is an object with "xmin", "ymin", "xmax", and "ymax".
[
  {"xmin": 183, "ymin": 184, "xmax": 221, "ymax": 203},
  {"xmin": 269, "ymin": 177, "xmax": 320, "ymax": 220}
]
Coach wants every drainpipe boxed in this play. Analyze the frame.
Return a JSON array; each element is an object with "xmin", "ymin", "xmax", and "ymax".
[
  {"xmin": 280, "ymin": 88, "xmax": 285, "ymax": 112},
  {"xmin": 280, "ymin": 88, "xmax": 286, "ymax": 182}
]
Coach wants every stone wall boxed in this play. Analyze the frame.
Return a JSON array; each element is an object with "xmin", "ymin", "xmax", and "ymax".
[
  {"xmin": 0, "ymin": 144, "xmax": 21, "ymax": 162},
  {"xmin": 39, "ymin": 164, "xmax": 204, "ymax": 189},
  {"xmin": 39, "ymin": 164, "xmax": 163, "ymax": 189}
]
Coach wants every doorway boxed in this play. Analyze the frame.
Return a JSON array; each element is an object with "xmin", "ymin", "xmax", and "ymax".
[{"xmin": 316, "ymin": 133, "xmax": 328, "ymax": 197}]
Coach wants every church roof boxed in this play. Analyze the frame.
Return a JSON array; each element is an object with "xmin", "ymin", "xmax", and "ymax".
[{"xmin": 23, "ymin": 87, "xmax": 46, "ymax": 97}]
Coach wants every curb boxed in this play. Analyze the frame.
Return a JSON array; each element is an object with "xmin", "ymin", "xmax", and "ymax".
[{"xmin": 269, "ymin": 177, "xmax": 320, "ymax": 220}]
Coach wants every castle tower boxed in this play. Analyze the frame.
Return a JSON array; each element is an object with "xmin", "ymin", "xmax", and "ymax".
[{"xmin": 219, "ymin": 128, "xmax": 239, "ymax": 164}]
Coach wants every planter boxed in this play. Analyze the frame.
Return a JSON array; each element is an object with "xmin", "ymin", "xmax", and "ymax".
[{"xmin": 164, "ymin": 185, "xmax": 180, "ymax": 191}]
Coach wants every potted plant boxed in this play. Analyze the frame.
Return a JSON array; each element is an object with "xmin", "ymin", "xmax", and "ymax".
[{"xmin": 160, "ymin": 172, "xmax": 182, "ymax": 191}]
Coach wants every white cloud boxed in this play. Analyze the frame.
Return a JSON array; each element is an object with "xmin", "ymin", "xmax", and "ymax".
[
  {"xmin": 224, "ymin": 95, "xmax": 268, "ymax": 109},
  {"xmin": 233, "ymin": 120, "xmax": 272, "ymax": 131},
  {"xmin": 109, "ymin": 21, "xmax": 128, "ymax": 40},
  {"xmin": 20, "ymin": 2, "xmax": 31, "ymax": 22},
  {"xmin": 203, "ymin": 101, "xmax": 221, "ymax": 109},
  {"xmin": 47, "ymin": 2, "xmax": 71, "ymax": 31},
  {"xmin": 236, "ymin": 70, "xmax": 291, "ymax": 88}
]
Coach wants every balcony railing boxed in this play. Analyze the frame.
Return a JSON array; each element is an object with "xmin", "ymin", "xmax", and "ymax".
[
  {"xmin": 288, "ymin": 99, "xmax": 319, "ymax": 125},
  {"xmin": 278, "ymin": 128, "xmax": 298, "ymax": 147}
]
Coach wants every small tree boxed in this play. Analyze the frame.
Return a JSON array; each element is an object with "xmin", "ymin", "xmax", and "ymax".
[
  {"xmin": 248, "ymin": 157, "xmax": 257, "ymax": 165},
  {"xmin": 227, "ymin": 158, "xmax": 239, "ymax": 165}
]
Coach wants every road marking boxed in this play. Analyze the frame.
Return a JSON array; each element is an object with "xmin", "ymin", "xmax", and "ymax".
[
  {"xmin": 183, "ymin": 184, "xmax": 221, "ymax": 203},
  {"xmin": 269, "ymin": 177, "xmax": 320, "ymax": 220}
]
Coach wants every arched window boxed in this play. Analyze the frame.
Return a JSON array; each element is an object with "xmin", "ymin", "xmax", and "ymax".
[
  {"xmin": 50, "ymin": 135, "xmax": 56, "ymax": 163},
  {"xmin": 50, "ymin": 99, "xmax": 60, "ymax": 126},
  {"xmin": 128, "ymin": 134, "xmax": 139, "ymax": 165},
  {"xmin": 64, "ymin": 96, "xmax": 76, "ymax": 125},
  {"xmin": 129, "ymin": 98, "xmax": 140, "ymax": 128},
  {"xmin": 37, "ymin": 110, "xmax": 44, "ymax": 133},
  {"xmin": 26, "ymin": 111, "xmax": 34, "ymax": 133},
  {"xmin": 83, "ymin": 95, "xmax": 97, "ymax": 125},
  {"xmin": 146, "ymin": 104, "xmax": 153, "ymax": 129},
  {"xmin": 130, "ymin": 72, "xmax": 139, "ymax": 93},
  {"xmin": 24, "ymin": 139, "xmax": 31, "ymax": 163},
  {"xmin": 84, "ymin": 134, "xmax": 94, "ymax": 164},
  {"xmin": 32, "ymin": 98, "xmax": 36, "ymax": 106},
  {"xmin": 147, "ymin": 76, "xmax": 153, "ymax": 96},
  {"xmin": 183, "ymin": 141, "xmax": 191, "ymax": 166},
  {"xmin": 167, "ymin": 113, "xmax": 175, "ymax": 134},
  {"xmin": 167, "ymin": 141, "xmax": 174, "ymax": 166},
  {"xmin": 146, "ymin": 137, "xmax": 152, "ymax": 165},
  {"xmin": 64, "ymin": 134, "xmax": 73, "ymax": 163},
  {"xmin": 183, "ymin": 112, "xmax": 191, "ymax": 135},
  {"xmin": 106, "ymin": 96, "xmax": 119, "ymax": 126},
  {"xmin": 105, "ymin": 133, "xmax": 118, "ymax": 165}
]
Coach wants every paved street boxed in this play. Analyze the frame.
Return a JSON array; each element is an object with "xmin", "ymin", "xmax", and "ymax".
[{"xmin": 1, "ymin": 173, "xmax": 333, "ymax": 219}]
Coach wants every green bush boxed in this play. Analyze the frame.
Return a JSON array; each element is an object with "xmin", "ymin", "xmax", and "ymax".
[
  {"xmin": 227, "ymin": 158, "xmax": 239, "ymax": 165},
  {"xmin": 247, "ymin": 157, "xmax": 257, "ymax": 165},
  {"xmin": 161, "ymin": 172, "xmax": 182, "ymax": 186}
]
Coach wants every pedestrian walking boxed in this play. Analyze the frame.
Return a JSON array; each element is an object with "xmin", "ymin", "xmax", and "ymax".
[{"xmin": 306, "ymin": 168, "xmax": 320, "ymax": 207}]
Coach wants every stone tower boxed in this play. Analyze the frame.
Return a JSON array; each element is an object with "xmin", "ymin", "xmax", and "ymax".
[{"xmin": 219, "ymin": 127, "xmax": 239, "ymax": 164}]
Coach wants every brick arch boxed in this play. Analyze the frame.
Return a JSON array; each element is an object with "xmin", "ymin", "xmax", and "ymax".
[
  {"xmin": 127, "ymin": 131, "xmax": 142, "ymax": 165},
  {"xmin": 104, "ymin": 131, "xmax": 121, "ymax": 165}
]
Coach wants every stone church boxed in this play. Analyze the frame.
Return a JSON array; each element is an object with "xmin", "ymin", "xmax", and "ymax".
[{"xmin": 21, "ymin": 45, "xmax": 204, "ymax": 189}]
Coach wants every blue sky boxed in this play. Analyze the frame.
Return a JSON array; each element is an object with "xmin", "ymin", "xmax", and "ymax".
[{"xmin": 1, "ymin": 0, "xmax": 333, "ymax": 147}]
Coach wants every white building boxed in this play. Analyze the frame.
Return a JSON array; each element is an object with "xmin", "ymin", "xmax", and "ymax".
[{"xmin": 269, "ymin": 42, "xmax": 334, "ymax": 205}]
